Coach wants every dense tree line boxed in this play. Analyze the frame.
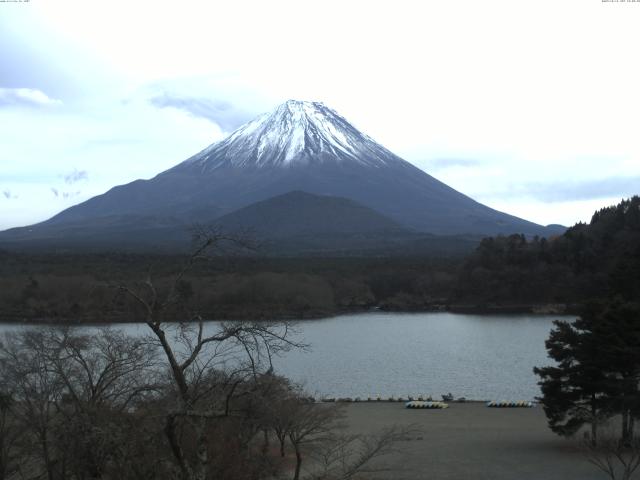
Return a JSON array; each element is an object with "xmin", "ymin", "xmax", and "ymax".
[
  {"xmin": 456, "ymin": 196, "xmax": 640, "ymax": 306},
  {"xmin": 0, "ymin": 254, "xmax": 460, "ymax": 323},
  {"xmin": 1, "ymin": 197, "xmax": 639, "ymax": 323}
]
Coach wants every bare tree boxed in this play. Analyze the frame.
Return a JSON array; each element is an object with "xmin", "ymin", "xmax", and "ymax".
[
  {"xmin": 116, "ymin": 229, "xmax": 305, "ymax": 480},
  {"xmin": 287, "ymin": 402, "xmax": 345, "ymax": 480},
  {"xmin": 0, "ymin": 327, "xmax": 161, "ymax": 480},
  {"xmin": 42, "ymin": 327, "xmax": 160, "ymax": 412},
  {"xmin": 0, "ymin": 330, "xmax": 65, "ymax": 480},
  {"xmin": 279, "ymin": 395, "xmax": 419, "ymax": 480},
  {"xmin": 259, "ymin": 374, "xmax": 299, "ymax": 458},
  {"xmin": 309, "ymin": 425, "xmax": 419, "ymax": 480},
  {"xmin": 583, "ymin": 426, "xmax": 640, "ymax": 480},
  {"xmin": 45, "ymin": 328, "xmax": 159, "ymax": 479},
  {"xmin": 0, "ymin": 391, "xmax": 22, "ymax": 480}
]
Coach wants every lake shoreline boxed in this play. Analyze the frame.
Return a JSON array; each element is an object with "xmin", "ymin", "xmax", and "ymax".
[{"xmin": 0, "ymin": 302, "xmax": 579, "ymax": 325}]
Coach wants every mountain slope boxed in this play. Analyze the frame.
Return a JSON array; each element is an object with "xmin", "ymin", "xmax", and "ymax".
[
  {"xmin": 213, "ymin": 191, "xmax": 481, "ymax": 256},
  {"xmin": 213, "ymin": 190, "xmax": 406, "ymax": 238},
  {"xmin": 0, "ymin": 100, "xmax": 562, "ymax": 251}
]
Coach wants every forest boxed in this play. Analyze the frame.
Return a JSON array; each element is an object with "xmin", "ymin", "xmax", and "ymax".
[
  {"xmin": 0, "ymin": 196, "xmax": 638, "ymax": 324},
  {"xmin": 457, "ymin": 196, "xmax": 640, "ymax": 306}
]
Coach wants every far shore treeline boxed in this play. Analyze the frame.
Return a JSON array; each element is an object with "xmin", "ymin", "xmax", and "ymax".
[{"xmin": 0, "ymin": 196, "xmax": 638, "ymax": 324}]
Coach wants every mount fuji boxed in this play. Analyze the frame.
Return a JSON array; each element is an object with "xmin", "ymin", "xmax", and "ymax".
[{"xmin": 0, "ymin": 100, "xmax": 562, "ymax": 252}]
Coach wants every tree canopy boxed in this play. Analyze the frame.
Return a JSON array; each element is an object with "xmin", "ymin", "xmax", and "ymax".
[
  {"xmin": 457, "ymin": 196, "xmax": 640, "ymax": 306},
  {"xmin": 535, "ymin": 300, "xmax": 640, "ymax": 445}
]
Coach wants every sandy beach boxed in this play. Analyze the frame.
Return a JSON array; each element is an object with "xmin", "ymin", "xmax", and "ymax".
[{"xmin": 337, "ymin": 402, "xmax": 604, "ymax": 480}]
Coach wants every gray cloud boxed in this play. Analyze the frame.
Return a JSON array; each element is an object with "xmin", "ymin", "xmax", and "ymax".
[
  {"xmin": 64, "ymin": 169, "xmax": 88, "ymax": 185},
  {"xmin": 149, "ymin": 93, "xmax": 254, "ymax": 131},
  {"xmin": 529, "ymin": 176, "xmax": 640, "ymax": 202},
  {"xmin": 485, "ymin": 176, "xmax": 640, "ymax": 203},
  {"xmin": 0, "ymin": 88, "xmax": 62, "ymax": 108}
]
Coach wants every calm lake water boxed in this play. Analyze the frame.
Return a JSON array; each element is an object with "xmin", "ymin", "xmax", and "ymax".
[{"xmin": 0, "ymin": 312, "xmax": 568, "ymax": 401}]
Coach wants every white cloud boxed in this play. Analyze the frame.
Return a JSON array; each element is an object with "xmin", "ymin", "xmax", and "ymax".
[
  {"xmin": 0, "ymin": 88, "xmax": 62, "ymax": 108},
  {"xmin": 0, "ymin": 92, "xmax": 223, "ymax": 230}
]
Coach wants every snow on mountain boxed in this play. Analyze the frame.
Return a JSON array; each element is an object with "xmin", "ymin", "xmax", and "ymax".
[
  {"xmin": 0, "ymin": 98, "xmax": 562, "ymax": 249},
  {"xmin": 184, "ymin": 100, "xmax": 402, "ymax": 170}
]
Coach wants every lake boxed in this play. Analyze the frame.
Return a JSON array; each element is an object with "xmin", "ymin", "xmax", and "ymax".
[{"xmin": 0, "ymin": 312, "xmax": 567, "ymax": 401}]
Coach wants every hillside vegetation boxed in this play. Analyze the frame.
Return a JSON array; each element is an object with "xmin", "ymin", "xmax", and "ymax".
[
  {"xmin": 456, "ymin": 196, "xmax": 640, "ymax": 306},
  {"xmin": 1, "ymin": 197, "xmax": 637, "ymax": 323}
]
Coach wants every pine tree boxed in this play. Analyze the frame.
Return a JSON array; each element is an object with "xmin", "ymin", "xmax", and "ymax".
[
  {"xmin": 534, "ymin": 308, "xmax": 612, "ymax": 444},
  {"xmin": 594, "ymin": 300, "xmax": 640, "ymax": 444},
  {"xmin": 535, "ymin": 300, "xmax": 640, "ymax": 444}
]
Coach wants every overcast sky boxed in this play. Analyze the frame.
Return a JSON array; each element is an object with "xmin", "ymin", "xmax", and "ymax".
[{"xmin": 1, "ymin": 0, "xmax": 639, "ymax": 230}]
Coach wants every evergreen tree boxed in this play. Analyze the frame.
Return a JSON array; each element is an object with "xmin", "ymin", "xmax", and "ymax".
[
  {"xmin": 535, "ymin": 300, "xmax": 640, "ymax": 444},
  {"xmin": 594, "ymin": 300, "xmax": 640, "ymax": 444},
  {"xmin": 534, "ymin": 308, "xmax": 612, "ymax": 444}
]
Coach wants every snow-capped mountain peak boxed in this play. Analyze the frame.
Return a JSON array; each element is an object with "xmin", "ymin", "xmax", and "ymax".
[
  {"xmin": 184, "ymin": 100, "xmax": 403, "ymax": 170},
  {"xmin": 7, "ymin": 100, "xmax": 557, "ymax": 245}
]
